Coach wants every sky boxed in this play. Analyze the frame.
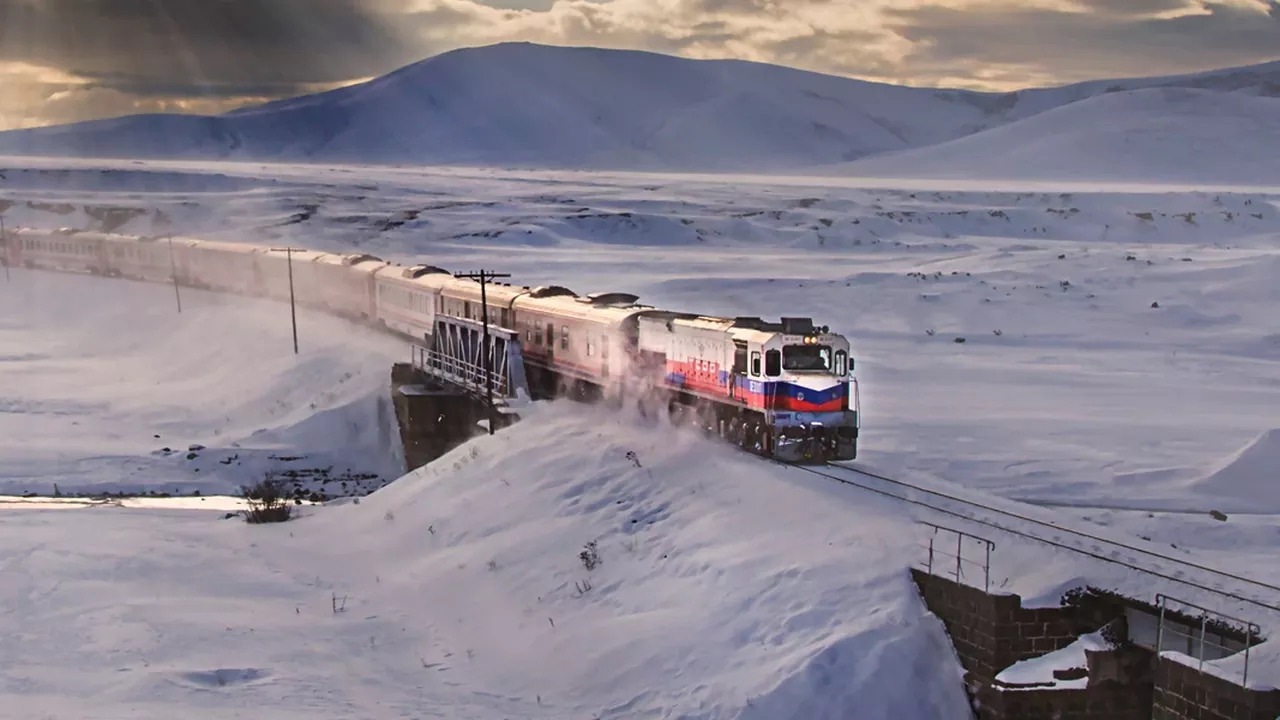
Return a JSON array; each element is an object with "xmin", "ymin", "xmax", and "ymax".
[{"xmin": 0, "ymin": 0, "xmax": 1277, "ymax": 130}]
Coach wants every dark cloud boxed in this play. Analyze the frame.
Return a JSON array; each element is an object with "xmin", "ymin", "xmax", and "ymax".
[
  {"xmin": 888, "ymin": 0, "xmax": 1280, "ymax": 85},
  {"xmin": 3, "ymin": 0, "xmax": 1279, "ymax": 130},
  {"xmin": 0, "ymin": 0, "xmax": 421, "ymax": 96}
]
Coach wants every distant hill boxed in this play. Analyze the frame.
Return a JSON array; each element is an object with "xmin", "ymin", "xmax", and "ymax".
[
  {"xmin": 0, "ymin": 42, "xmax": 1278, "ymax": 177},
  {"xmin": 832, "ymin": 88, "xmax": 1280, "ymax": 185}
]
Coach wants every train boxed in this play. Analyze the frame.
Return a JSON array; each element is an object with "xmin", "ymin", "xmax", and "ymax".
[{"xmin": 1, "ymin": 226, "xmax": 861, "ymax": 463}]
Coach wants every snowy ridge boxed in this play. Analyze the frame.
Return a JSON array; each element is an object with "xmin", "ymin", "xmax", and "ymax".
[
  {"xmin": 0, "ymin": 43, "xmax": 1279, "ymax": 179},
  {"xmin": 835, "ymin": 88, "xmax": 1280, "ymax": 185}
]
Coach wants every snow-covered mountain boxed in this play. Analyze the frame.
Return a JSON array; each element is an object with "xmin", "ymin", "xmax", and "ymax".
[
  {"xmin": 0, "ymin": 42, "xmax": 1278, "ymax": 175},
  {"xmin": 834, "ymin": 87, "xmax": 1280, "ymax": 185}
]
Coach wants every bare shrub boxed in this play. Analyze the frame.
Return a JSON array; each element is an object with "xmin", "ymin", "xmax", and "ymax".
[
  {"xmin": 240, "ymin": 477, "xmax": 293, "ymax": 524},
  {"xmin": 579, "ymin": 541, "xmax": 600, "ymax": 571}
]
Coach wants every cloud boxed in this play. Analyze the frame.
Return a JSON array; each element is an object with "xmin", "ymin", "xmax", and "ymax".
[
  {"xmin": 0, "ymin": 0, "xmax": 429, "ymax": 128},
  {"xmin": 1, "ymin": 0, "xmax": 1278, "ymax": 129},
  {"xmin": 886, "ymin": 0, "xmax": 1280, "ymax": 87},
  {"xmin": 0, "ymin": 0, "xmax": 420, "ymax": 88}
]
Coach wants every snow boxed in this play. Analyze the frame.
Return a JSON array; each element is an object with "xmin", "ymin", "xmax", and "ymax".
[
  {"xmin": 995, "ymin": 631, "xmax": 1110, "ymax": 690},
  {"xmin": 1110, "ymin": 428, "xmax": 1280, "ymax": 513},
  {"xmin": 4, "ymin": 152, "xmax": 1280, "ymax": 711},
  {"xmin": 0, "ymin": 269, "xmax": 408, "ymax": 498},
  {"xmin": 834, "ymin": 89, "xmax": 1280, "ymax": 186},
  {"xmin": 0, "ymin": 400, "xmax": 971, "ymax": 719},
  {"xmin": 0, "ymin": 42, "xmax": 1278, "ymax": 181}
]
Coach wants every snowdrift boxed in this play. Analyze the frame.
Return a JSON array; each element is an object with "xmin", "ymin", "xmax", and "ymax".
[
  {"xmin": 836, "ymin": 88, "xmax": 1280, "ymax": 185},
  {"xmin": 1110, "ymin": 427, "xmax": 1280, "ymax": 513},
  {"xmin": 2, "ymin": 42, "xmax": 1280, "ymax": 175},
  {"xmin": 0, "ymin": 400, "xmax": 972, "ymax": 719},
  {"xmin": 1185, "ymin": 428, "xmax": 1280, "ymax": 505}
]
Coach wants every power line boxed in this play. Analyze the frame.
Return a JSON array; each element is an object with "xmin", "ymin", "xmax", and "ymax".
[{"xmin": 773, "ymin": 461, "xmax": 1280, "ymax": 615}]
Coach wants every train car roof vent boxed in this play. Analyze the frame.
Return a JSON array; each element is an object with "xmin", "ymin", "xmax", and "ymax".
[
  {"xmin": 342, "ymin": 253, "xmax": 383, "ymax": 266},
  {"xmin": 733, "ymin": 316, "xmax": 766, "ymax": 330},
  {"xmin": 781, "ymin": 317, "xmax": 816, "ymax": 335},
  {"xmin": 529, "ymin": 285, "xmax": 578, "ymax": 299},
  {"xmin": 580, "ymin": 291, "xmax": 640, "ymax": 306},
  {"xmin": 402, "ymin": 264, "xmax": 450, "ymax": 279}
]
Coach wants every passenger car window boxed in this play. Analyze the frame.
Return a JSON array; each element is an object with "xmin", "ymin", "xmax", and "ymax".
[
  {"xmin": 765, "ymin": 350, "xmax": 781, "ymax": 377},
  {"xmin": 560, "ymin": 326, "xmax": 569, "ymax": 350}
]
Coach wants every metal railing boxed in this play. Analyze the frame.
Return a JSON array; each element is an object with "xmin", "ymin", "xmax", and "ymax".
[
  {"xmin": 412, "ymin": 343, "xmax": 510, "ymax": 399},
  {"xmin": 1155, "ymin": 594, "xmax": 1261, "ymax": 687},
  {"xmin": 918, "ymin": 522, "xmax": 995, "ymax": 593}
]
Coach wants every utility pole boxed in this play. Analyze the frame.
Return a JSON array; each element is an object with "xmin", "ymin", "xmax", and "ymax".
[
  {"xmin": 166, "ymin": 234, "xmax": 182, "ymax": 313},
  {"xmin": 286, "ymin": 247, "xmax": 298, "ymax": 354},
  {"xmin": 453, "ymin": 269, "xmax": 510, "ymax": 435},
  {"xmin": 1, "ymin": 217, "xmax": 9, "ymax": 283},
  {"xmin": 153, "ymin": 211, "xmax": 179, "ymax": 311}
]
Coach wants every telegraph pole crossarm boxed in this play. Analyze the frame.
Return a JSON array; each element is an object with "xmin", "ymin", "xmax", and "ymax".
[{"xmin": 453, "ymin": 269, "xmax": 511, "ymax": 435}]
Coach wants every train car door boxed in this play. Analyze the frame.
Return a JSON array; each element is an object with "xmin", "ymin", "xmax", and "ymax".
[{"xmin": 730, "ymin": 340, "xmax": 748, "ymax": 400}]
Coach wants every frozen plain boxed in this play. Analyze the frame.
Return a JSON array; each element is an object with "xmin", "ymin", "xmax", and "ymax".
[{"xmin": 2, "ymin": 157, "xmax": 1280, "ymax": 717}]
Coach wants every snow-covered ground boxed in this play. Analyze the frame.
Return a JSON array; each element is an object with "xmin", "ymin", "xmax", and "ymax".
[
  {"xmin": 3, "ymin": 157, "xmax": 1280, "ymax": 715},
  {"xmin": 0, "ymin": 269, "xmax": 408, "ymax": 499},
  {"xmin": 0, "ymin": 399, "xmax": 972, "ymax": 719}
]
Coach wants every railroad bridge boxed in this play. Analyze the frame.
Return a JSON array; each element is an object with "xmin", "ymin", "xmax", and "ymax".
[{"xmin": 390, "ymin": 314, "xmax": 531, "ymax": 471}]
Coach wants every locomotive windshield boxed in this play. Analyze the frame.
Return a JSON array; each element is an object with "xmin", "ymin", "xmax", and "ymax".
[{"xmin": 782, "ymin": 344, "xmax": 832, "ymax": 371}]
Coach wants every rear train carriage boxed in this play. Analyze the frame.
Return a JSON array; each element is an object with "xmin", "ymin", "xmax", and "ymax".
[
  {"xmin": 374, "ymin": 265, "xmax": 451, "ymax": 344},
  {"xmin": 11, "ymin": 228, "xmax": 106, "ymax": 275}
]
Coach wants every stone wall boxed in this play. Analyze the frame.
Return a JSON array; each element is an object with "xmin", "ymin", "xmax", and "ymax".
[
  {"xmin": 910, "ymin": 569, "xmax": 1154, "ymax": 720},
  {"xmin": 987, "ymin": 679, "xmax": 1152, "ymax": 720},
  {"xmin": 390, "ymin": 363, "xmax": 492, "ymax": 472},
  {"xmin": 1153, "ymin": 655, "xmax": 1280, "ymax": 720},
  {"xmin": 910, "ymin": 569, "xmax": 1081, "ymax": 691}
]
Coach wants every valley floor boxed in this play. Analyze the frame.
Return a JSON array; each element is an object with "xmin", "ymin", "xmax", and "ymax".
[{"xmin": 2, "ymin": 159, "xmax": 1280, "ymax": 716}]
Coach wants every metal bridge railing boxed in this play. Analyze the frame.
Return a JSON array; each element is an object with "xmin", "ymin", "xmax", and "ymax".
[
  {"xmin": 917, "ymin": 522, "xmax": 995, "ymax": 593},
  {"xmin": 1155, "ymin": 594, "xmax": 1262, "ymax": 687},
  {"xmin": 412, "ymin": 343, "xmax": 510, "ymax": 400}
]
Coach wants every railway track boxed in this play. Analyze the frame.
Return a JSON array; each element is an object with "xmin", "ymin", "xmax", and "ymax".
[{"xmin": 771, "ymin": 459, "xmax": 1280, "ymax": 615}]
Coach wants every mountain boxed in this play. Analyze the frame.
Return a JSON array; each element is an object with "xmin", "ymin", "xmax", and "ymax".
[
  {"xmin": 0, "ymin": 42, "xmax": 1278, "ymax": 174},
  {"xmin": 832, "ymin": 87, "xmax": 1280, "ymax": 186}
]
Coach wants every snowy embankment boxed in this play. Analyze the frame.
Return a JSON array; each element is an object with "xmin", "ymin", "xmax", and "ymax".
[
  {"xmin": 0, "ymin": 269, "xmax": 407, "ymax": 498},
  {"xmin": 0, "ymin": 400, "xmax": 970, "ymax": 720}
]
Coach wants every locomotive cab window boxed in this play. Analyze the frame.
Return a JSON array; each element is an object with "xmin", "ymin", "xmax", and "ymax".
[
  {"xmin": 834, "ymin": 350, "xmax": 848, "ymax": 377},
  {"xmin": 783, "ymin": 344, "xmax": 832, "ymax": 372},
  {"xmin": 560, "ymin": 325, "xmax": 569, "ymax": 350},
  {"xmin": 534, "ymin": 320, "xmax": 543, "ymax": 345},
  {"xmin": 764, "ymin": 349, "xmax": 781, "ymax": 377},
  {"xmin": 750, "ymin": 351, "xmax": 761, "ymax": 377}
]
